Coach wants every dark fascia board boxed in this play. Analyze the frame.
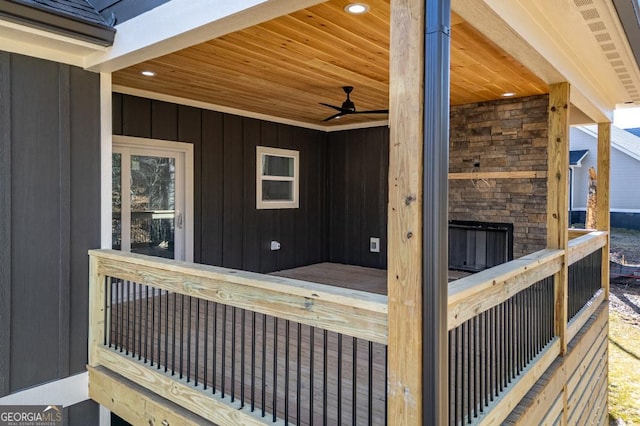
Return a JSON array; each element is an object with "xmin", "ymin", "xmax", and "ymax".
[
  {"xmin": 0, "ymin": 0, "xmax": 115, "ymax": 46},
  {"xmin": 613, "ymin": 0, "xmax": 640, "ymax": 71}
]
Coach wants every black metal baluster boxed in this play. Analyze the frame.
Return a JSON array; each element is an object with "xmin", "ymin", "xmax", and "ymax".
[
  {"xmin": 204, "ymin": 300, "xmax": 209, "ymax": 390},
  {"xmin": 104, "ymin": 277, "xmax": 116, "ymax": 347},
  {"xmin": 150, "ymin": 287, "xmax": 155, "ymax": 366},
  {"xmin": 384, "ymin": 345, "xmax": 388, "ymax": 426},
  {"xmin": 310, "ymin": 327, "xmax": 315, "ymax": 426},
  {"xmin": 273, "ymin": 317, "xmax": 278, "ymax": 423},
  {"xmin": 222, "ymin": 304, "xmax": 227, "ymax": 398},
  {"xmin": 338, "ymin": 334, "xmax": 343, "ymax": 425},
  {"xmin": 454, "ymin": 326, "xmax": 459, "ymax": 423},
  {"xmin": 156, "ymin": 288, "xmax": 161, "ymax": 369},
  {"xmin": 144, "ymin": 285, "xmax": 149, "ymax": 362},
  {"xmin": 285, "ymin": 320, "xmax": 290, "ymax": 425},
  {"xmin": 164, "ymin": 290, "xmax": 169, "ymax": 372},
  {"xmin": 241, "ymin": 309, "xmax": 246, "ymax": 407},
  {"xmin": 368, "ymin": 341, "xmax": 373, "ymax": 426},
  {"xmin": 125, "ymin": 280, "xmax": 130, "ymax": 355},
  {"xmin": 179, "ymin": 294, "xmax": 184, "ymax": 378},
  {"xmin": 116, "ymin": 279, "xmax": 121, "ymax": 351},
  {"xmin": 262, "ymin": 313, "xmax": 266, "ymax": 417},
  {"xmin": 195, "ymin": 298, "xmax": 200, "ymax": 386},
  {"xmin": 251, "ymin": 311, "xmax": 256, "ymax": 411},
  {"xmin": 187, "ymin": 296, "xmax": 192, "ymax": 382},
  {"xmin": 231, "ymin": 307, "xmax": 236, "ymax": 402},
  {"xmin": 352, "ymin": 337, "xmax": 357, "ymax": 426},
  {"xmin": 323, "ymin": 330, "xmax": 328, "ymax": 426},
  {"xmin": 131, "ymin": 281, "xmax": 136, "ymax": 354},
  {"xmin": 297, "ymin": 323, "xmax": 302, "ymax": 425},
  {"xmin": 171, "ymin": 292, "xmax": 176, "ymax": 375},
  {"xmin": 213, "ymin": 302, "xmax": 218, "ymax": 393}
]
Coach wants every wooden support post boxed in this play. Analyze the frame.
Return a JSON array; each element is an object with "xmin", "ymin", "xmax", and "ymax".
[
  {"xmin": 596, "ymin": 122, "xmax": 611, "ymax": 299},
  {"xmin": 88, "ymin": 254, "xmax": 107, "ymax": 367},
  {"xmin": 546, "ymin": 83, "xmax": 570, "ymax": 355},
  {"xmin": 388, "ymin": 0, "xmax": 425, "ymax": 423}
]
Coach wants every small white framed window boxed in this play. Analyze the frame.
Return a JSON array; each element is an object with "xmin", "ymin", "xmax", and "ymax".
[{"xmin": 256, "ymin": 146, "xmax": 299, "ymax": 209}]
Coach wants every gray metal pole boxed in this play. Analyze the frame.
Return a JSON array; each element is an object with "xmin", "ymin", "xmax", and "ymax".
[{"xmin": 423, "ymin": 0, "xmax": 450, "ymax": 424}]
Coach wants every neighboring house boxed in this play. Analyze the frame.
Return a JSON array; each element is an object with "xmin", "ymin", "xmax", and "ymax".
[
  {"xmin": 570, "ymin": 125, "xmax": 640, "ymax": 229},
  {"xmin": 0, "ymin": 1, "xmax": 639, "ymax": 425}
]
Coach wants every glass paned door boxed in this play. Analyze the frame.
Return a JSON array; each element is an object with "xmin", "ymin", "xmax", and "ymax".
[
  {"xmin": 112, "ymin": 138, "xmax": 193, "ymax": 262},
  {"xmin": 130, "ymin": 155, "xmax": 176, "ymax": 259}
]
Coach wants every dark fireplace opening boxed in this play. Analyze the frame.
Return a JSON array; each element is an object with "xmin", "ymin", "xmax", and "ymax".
[{"xmin": 448, "ymin": 220, "xmax": 514, "ymax": 272}]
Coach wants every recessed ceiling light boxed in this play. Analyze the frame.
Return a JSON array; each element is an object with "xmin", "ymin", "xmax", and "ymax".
[
  {"xmin": 502, "ymin": 92, "xmax": 516, "ymax": 97},
  {"xmin": 345, "ymin": 3, "xmax": 369, "ymax": 14},
  {"xmin": 141, "ymin": 70, "xmax": 156, "ymax": 77}
]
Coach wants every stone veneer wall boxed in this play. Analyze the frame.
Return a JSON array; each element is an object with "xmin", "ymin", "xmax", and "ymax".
[{"xmin": 449, "ymin": 95, "xmax": 549, "ymax": 258}]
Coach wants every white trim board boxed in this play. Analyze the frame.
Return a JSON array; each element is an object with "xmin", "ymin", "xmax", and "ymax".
[
  {"xmin": 101, "ymin": 73, "xmax": 113, "ymax": 249},
  {"xmin": 0, "ymin": 372, "xmax": 88, "ymax": 407},
  {"xmin": 112, "ymin": 85, "xmax": 389, "ymax": 133}
]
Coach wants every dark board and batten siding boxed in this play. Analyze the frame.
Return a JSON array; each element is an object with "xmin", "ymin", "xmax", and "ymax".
[
  {"xmin": 0, "ymin": 52, "xmax": 100, "ymax": 423},
  {"xmin": 328, "ymin": 128, "xmax": 389, "ymax": 269},
  {"xmin": 113, "ymin": 94, "xmax": 334, "ymax": 273}
]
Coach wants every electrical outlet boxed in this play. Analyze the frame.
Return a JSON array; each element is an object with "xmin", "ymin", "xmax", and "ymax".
[
  {"xmin": 270, "ymin": 241, "xmax": 281, "ymax": 250},
  {"xmin": 370, "ymin": 237, "xmax": 380, "ymax": 253}
]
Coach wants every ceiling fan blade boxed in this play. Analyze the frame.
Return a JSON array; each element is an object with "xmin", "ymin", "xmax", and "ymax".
[
  {"xmin": 319, "ymin": 102, "xmax": 346, "ymax": 112},
  {"xmin": 323, "ymin": 112, "xmax": 347, "ymax": 121},
  {"xmin": 351, "ymin": 109, "xmax": 389, "ymax": 114}
]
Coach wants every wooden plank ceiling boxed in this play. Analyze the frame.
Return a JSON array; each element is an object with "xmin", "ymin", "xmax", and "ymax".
[{"xmin": 113, "ymin": 0, "xmax": 548, "ymax": 128}]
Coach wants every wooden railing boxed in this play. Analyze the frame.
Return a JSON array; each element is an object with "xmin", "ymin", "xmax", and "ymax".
[
  {"xmin": 446, "ymin": 230, "xmax": 607, "ymax": 425},
  {"xmin": 88, "ymin": 250, "xmax": 388, "ymax": 426},
  {"xmin": 88, "ymin": 230, "xmax": 607, "ymax": 425}
]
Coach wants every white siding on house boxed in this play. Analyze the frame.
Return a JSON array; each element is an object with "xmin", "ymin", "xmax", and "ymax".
[{"xmin": 570, "ymin": 126, "xmax": 640, "ymax": 212}]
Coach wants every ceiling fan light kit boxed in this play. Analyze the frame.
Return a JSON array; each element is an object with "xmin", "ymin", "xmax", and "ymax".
[{"xmin": 320, "ymin": 86, "xmax": 388, "ymax": 121}]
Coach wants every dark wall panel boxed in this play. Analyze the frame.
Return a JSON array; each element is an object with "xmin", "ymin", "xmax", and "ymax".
[
  {"xmin": 11, "ymin": 55, "xmax": 64, "ymax": 390},
  {"xmin": 69, "ymin": 66, "xmax": 101, "ymax": 374},
  {"xmin": 327, "ymin": 127, "xmax": 389, "ymax": 269},
  {"xmin": 0, "ymin": 51, "xmax": 11, "ymax": 397},
  {"xmin": 200, "ymin": 110, "xmax": 224, "ymax": 266},
  {"xmin": 0, "ymin": 53, "xmax": 100, "ymax": 418},
  {"xmin": 115, "ymin": 94, "xmax": 332, "ymax": 273}
]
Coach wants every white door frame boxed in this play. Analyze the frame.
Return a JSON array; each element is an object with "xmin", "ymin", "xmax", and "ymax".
[{"xmin": 112, "ymin": 135, "xmax": 194, "ymax": 262}]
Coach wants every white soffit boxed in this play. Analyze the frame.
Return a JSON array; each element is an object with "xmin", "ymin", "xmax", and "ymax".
[
  {"xmin": 85, "ymin": 0, "xmax": 326, "ymax": 73},
  {"xmin": 469, "ymin": 0, "xmax": 640, "ymax": 121}
]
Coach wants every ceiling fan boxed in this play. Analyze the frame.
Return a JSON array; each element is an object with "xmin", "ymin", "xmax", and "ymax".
[{"xmin": 320, "ymin": 86, "xmax": 388, "ymax": 121}]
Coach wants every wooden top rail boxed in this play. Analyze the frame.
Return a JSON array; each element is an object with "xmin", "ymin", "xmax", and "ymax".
[
  {"xmin": 89, "ymin": 250, "xmax": 388, "ymax": 345},
  {"xmin": 567, "ymin": 231, "xmax": 607, "ymax": 266},
  {"xmin": 568, "ymin": 228, "xmax": 596, "ymax": 240},
  {"xmin": 447, "ymin": 249, "xmax": 564, "ymax": 330}
]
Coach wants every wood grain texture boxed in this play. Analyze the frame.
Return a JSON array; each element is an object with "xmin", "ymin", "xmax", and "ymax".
[
  {"xmin": 478, "ymin": 339, "xmax": 561, "ymax": 426},
  {"xmin": 507, "ymin": 301, "xmax": 608, "ymax": 425},
  {"xmin": 448, "ymin": 171, "xmax": 547, "ymax": 180},
  {"xmin": 547, "ymin": 83, "xmax": 570, "ymax": 355},
  {"xmin": 0, "ymin": 51, "xmax": 11, "ymax": 398},
  {"xmin": 387, "ymin": 0, "xmax": 424, "ymax": 422},
  {"xmin": 596, "ymin": 122, "xmax": 611, "ymax": 300},
  {"xmin": 448, "ymin": 248, "xmax": 563, "ymax": 329},
  {"xmin": 566, "ymin": 231, "xmax": 607, "ymax": 266},
  {"xmin": 89, "ymin": 366, "xmax": 214, "ymax": 426},
  {"xmin": 112, "ymin": 2, "xmax": 547, "ymax": 128},
  {"xmin": 90, "ymin": 250, "xmax": 388, "ymax": 344}
]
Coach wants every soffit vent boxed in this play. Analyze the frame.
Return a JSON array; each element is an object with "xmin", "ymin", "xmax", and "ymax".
[{"xmin": 574, "ymin": 0, "xmax": 640, "ymax": 103}]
